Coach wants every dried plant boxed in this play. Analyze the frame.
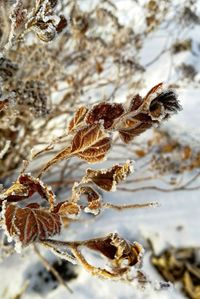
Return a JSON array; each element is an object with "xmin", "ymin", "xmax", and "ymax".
[
  {"xmin": 0, "ymin": 80, "xmax": 181, "ymax": 290},
  {"xmin": 2, "ymin": 0, "xmax": 200, "ymax": 296}
]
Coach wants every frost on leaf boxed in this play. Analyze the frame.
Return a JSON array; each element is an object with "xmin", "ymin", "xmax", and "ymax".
[
  {"xmin": 84, "ymin": 160, "xmax": 133, "ymax": 191},
  {"xmin": 78, "ymin": 186, "xmax": 102, "ymax": 215},
  {"xmin": 4, "ymin": 204, "xmax": 61, "ymax": 247},
  {"xmin": 0, "ymin": 174, "xmax": 55, "ymax": 210},
  {"xmin": 85, "ymin": 233, "xmax": 143, "ymax": 267},
  {"xmin": 85, "ymin": 102, "xmax": 124, "ymax": 129},
  {"xmin": 55, "ymin": 202, "xmax": 81, "ymax": 218},
  {"xmin": 117, "ymin": 83, "xmax": 181, "ymax": 143},
  {"xmin": 142, "ymin": 83, "xmax": 181, "ymax": 119},
  {"xmin": 70, "ymin": 123, "xmax": 111, "ymax": 163},
  {"xmin": 26, "ymin": 0, "xmax": 64, "ymax": 42},
  {"xmin": 68, "ymin": 105, "xmax": 88, "ymax": 133},
  {"xmin": 41, "ymin": 123, "xmax": 111, "ymax": 174},
  {"xmin": 70, "ymin": 233, "xmax": 144, "ymax": 278}
]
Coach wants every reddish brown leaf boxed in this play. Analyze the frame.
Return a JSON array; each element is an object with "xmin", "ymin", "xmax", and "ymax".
[
  {"xmin": 84, "ymin": 233, "xmax": 143, "ymax": 267},
  {"xmin": 84, "ymin": 161, "xmax": 133, "ymax": 191},
  {"xmin": 129, "ymin": 94, "xmax": 143, "ymax": 111},
  {"xmin": 116, "ymin": 84, "xmax": 181, "ymax": 143},
  {"xmin": 4, "ymin": 204, "xmax": 61, "ymax": 246},
  {"xmin": 85, "ymin": 102, "xmax": 124, "ymax": 129},
  {"xmin": 68, "ymin": 106, "xmax": 88, "ymax": 133},
  {"xmin": 56, "ymin": 15, "xmax": 68, "ymax": 33},
  {"xmin": 71, "ymin": 124, "xmax": 111, "ymax": 163},
  {"xmin": 143, "ymin": 82, "xmax": 163, "ymax": 102},
  {"xmin": 19, "ymin": 174, "xmax": 55, "ymax": 210},
  {"xmin": 41, "ymin": 124, "xmax": 111, "ymax": 174},
  {"xmin": 0, "ymin": 174, "xmax": 55, "ymax": 210},
  {"xmin": 118, "ymin": 122, "xmax": 152, "ymax": 144}
]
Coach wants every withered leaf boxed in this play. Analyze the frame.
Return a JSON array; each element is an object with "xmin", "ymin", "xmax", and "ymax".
[
  {"xmin": 84, "ymin": 233, "xmax": 143, "ymax": 267},
  {"xmin": 0, "ymin": 174, "xmax": 55, "ymax": 210},
  {"xmin": 84, "ymin": 160, "xmax": 133, "ymax": 191},
  {"xmin": 78, "ymin": 186, "xmax": 102, "ymax": 215},
  {"xmin": 4, "ymin": 204, "xmax": 61, "ymax": 247},
  {"xmin": 41, "ymin": 124, "xmax": 111, "ymax": 174},
  {"xmin": 116, "ymin": 84, "xmax": 181, "ymax": 143},
  {"xmin": 142, "ymin": 83, "xmax": 181, "ymax": 119},
  {"xmin": 70, "ymin": 124, "xmax": 111, "ymax": 163},
  {"xmin": 118, "ymin": 122, "xmax": 152, "ymax": 144},
  {"xmin": 86, "ymin": 102, "xmax": 124, "ymax": 129},
  {"xmin": 129, "ymin": 94, "xmax": 143, "ymax": 111},
  {"xmin": 68, "ymin": 105, "xmax": 88, "ymax": 133},
  {"xmin": 56, "ymin": 15, "xmax": 68, "ymax": 33},
  {"xmin": 56, "ymin": 202, "xmax": 81, "ymax": 218},
  {"xmin": 183, "ymin": 271, "xmax": 200, "ymax": 299},
  {"xmin": 143, "ymin": 82, "xmax": 163, "ymax": 102}
]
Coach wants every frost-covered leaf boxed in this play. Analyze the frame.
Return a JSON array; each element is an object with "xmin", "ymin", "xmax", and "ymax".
[
  {"xmin": 67, "ymin": 233, "xmax": 144, "ymax": 278},
  {"xmin": 84, "ymin": 160, "xmax": 133, "ymax": 191},
  {"xmin": 0, "ymin": 174, "xmax": 55, "ymax": 210},
  {"xmin": 68, "ymin": 105, "xmax": 88, "ymax": 133},
  {"xmin": 41, "ymin": 124, "xmax": 111, "ymax": 174},
  {"xmin": 85, "ymin": 233, "xmax": 143, "ymax": 267},
  {"xmin": 118, "ymin": 122, "xmax": 152, "ymax": 144},
  {"xmin": 85, "ymin": 102, "xmax": 124, "ymax": 129},
  {"xmin": 116, "ymin": 83, "xmax": 181, "ymax": 143},
  {"xmin": 56, "ymin": 202, "xmax": 81, "ymax": 218},
  {"xmin": 78, "ymin": 186, "xmax": 102, "ymax": 215},
  {"xmin": 4, "ymin": 204, "xmax": 61, "ymax": 247},
  {"xmin": 71, "ymin": 124, "xmax": 111, "ymax": 163}
]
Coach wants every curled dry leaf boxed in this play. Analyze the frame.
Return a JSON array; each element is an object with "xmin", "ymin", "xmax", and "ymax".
[
  {"xmin": 4, "ymin": 204, "xmax": 61, "ymax": 247},
  {"xmin": 84, "ymin": 160, "xmax": 133, "ymax": 191},
  {"xmin": 78, "ymin": 186, "xmax": 102, "ymax": 215},
  {"xmin": 56, "ymin": 202, "xmax": 81, "ymax": 218},
  {"xmin": 44, "ymin": 233, "xmax": 144, "ymax": 280},
  {"xmin": 71, "ymin": 233, "xmax": 144, "ymax": 278},
  {"xmin": 116, "ymin": 83, "xmax": 181, "ymax": 143},
  {"xmin": 68, "ymin": 105, "xmax": 88, "ymax": 133},
  {"xmin": 0, "ymin": 173, "xmax": 55, "ymax": 211},
  {"xmin": 85, "ymin": 102, "xmax": 124, "ymax": 129},
  {"xmin": 85, "ymin": 233, "xmax": 143, "ymax": 267}
]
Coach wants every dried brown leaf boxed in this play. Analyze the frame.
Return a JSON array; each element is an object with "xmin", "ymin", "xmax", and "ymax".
[
  {"xmin": 86, "ymin": 102, "xmax": 124, "ymax": 129},
  {"xmin": 116, "ymin": 84, "xmax": 181, "ymax": 143},
  {"xmin": 40, "ymin": 124, "xmax": 111, "ymax": 175},
  {"xmin": 84, "ymin": 160, "xmax": 133, "ymax": 191},
  {"xmin": 0, "ymin": 174, "xmax": 55, "ymax": 210},
  {"xmin": 84, "ymin": 233, "xmax": 143, "ymax": 268},
  {"xmin": 71, "ymin": 124, "xmax": 111, "ymax": 163},
  {"xmin": 57, "ymin": 202, "xmax": 81, "ymax": 218},
  {"xmin": 68, "ymin": 105, "xmax": 88, "ymax": 133},
  {"xmin": 78, "ymin": 186, "xmax": 102, "ymax": 215},
  {"xmin": 118, "ymin": 122, "xmax": 152, "ymax": 144},
  {"xmin": 4, "ymin": 204, "xmax": 61, "ymax": 247}
]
